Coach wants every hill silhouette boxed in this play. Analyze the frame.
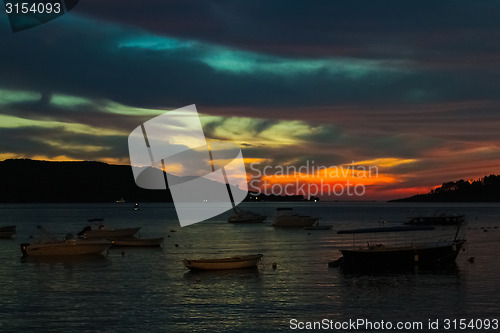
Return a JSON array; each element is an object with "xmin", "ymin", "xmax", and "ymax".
[
  {"xmin": 391, "ymin": 174, "xmax": 500, "ymax": 202},
  {"xmin": 0, "ymin": 159, "xmax": 173, "ymax": 203}
]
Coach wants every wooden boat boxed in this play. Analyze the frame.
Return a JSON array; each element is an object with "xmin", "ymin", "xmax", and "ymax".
[
  {"xmin": 20, "ymin": 226, "xmax": 110, "ymax": 257},
  {"xmin": 228, "ymin": 208, "xmax": 266, "ymax": 223},
  {"xmin": 331, "ymin": 225, "xmax": 466, "ymax": 271},
  {"xmin": 0, "ymin": 225, "xmax": 16, "ymax": 239},
  {"xmin": 110, "ymin": 237, "xmax": 163, "ymax": 247},
  {"xmin": 404, "ymin": 214, "xmax": 466, "ymax": 226},
  {"xmin": 183, "ymin": 254, "xmax": 263, "ymax": 270},
  {"xmin": 272, "ymin": 208, "xmax": 318, "ymax": 227},
  {"xmin": 77, "ymin": 225, "xmax": 140, "ymax": 239}
]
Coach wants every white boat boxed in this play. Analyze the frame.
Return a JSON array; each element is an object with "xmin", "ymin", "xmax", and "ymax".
[
  {"xmin": 183, "ymin": 254, "xmax": 263, "ymax": 270},
  {"xmin": 111, "ymin": 237, "xmax": 164, "ymax": 247},
  {"xmin": 272, "ymin": 208, "xmax": 318, "ymax": 227},
  {"xmin": 20, "ymin": 226, "xmax": 110, "ymax": 257},
  {"xmin": 228, "ymin": 208, "xmax": 266, "ymax": 223},
  {"xmin": 20, "ymin": 239, "xmax": 111, "ymax": 257},
  {"xmin": 77, "ymin": 225, "xmax": 141, "ymax": 239}
]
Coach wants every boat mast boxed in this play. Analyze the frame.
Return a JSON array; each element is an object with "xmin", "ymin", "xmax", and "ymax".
[
  {"xmin": 207, "ymin": 141, "xmax": 237, "ymax": 211},
  {"xmin": 453, "ymin": 222, "xmax": 462, "ymax": 241}
]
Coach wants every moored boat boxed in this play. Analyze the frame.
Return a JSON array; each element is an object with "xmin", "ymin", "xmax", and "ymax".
[
  {"xmin": 21, "ymin": 239, "xmax": 111, "ymax": 257},
  {"xmin": 272, "ymin": 208, "xmax": 318, "ymax": 227},
  {"xmin": 183, "ymin": 254, "xmax": 263, "ymax": 270},
  {"xmin": 77, "ymin": 225, "xmax": 141, "ymax": 239},
  {"xmin": 331, "ymin": 225, "xmax": 466, "ymax": 271},
  {"xmin": 0, "ymin": 225, "xmax": 16, "ymax": 239},
  {"xmin": 20, "ymin": 226, "xmax": 110, "ymax": 257}
]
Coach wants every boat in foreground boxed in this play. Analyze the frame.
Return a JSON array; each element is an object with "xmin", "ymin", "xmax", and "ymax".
[
  {"xmin": 0, "ymin": 225, "xmax": 16, "ymax": 239},
  {"xmin": 77, "ymin": 225, "xmax": 141, "ymax": 239},
  {"xmin": 21, "ymin": 225, "xmax": 111, "ymax": 257},
  {"xmin": 228, "ymin": 208, "xmax": 266, "ymax": 223},
  {"xmin": 183, "ymin": 254, "xmax": 263, "ymax": 270},
  {"xmin": 272, "ymin": 208, "xmax": 318, "ymax": 227},
  {"xmin": 21, "ymin": 239, "xmax": 111, "ymax": 257},
  {"xmin": 331, "ymin": 225, "xmax": 466, "ymax": 271}
]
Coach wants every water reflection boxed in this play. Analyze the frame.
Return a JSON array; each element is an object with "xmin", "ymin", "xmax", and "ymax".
[
  {"xmin": 183, "ymin": 267, "xmax": 260, "ymax": 282},
  {"xmin": 336, "ymin": 262, "xmax": 461, "ymax": 276},
  {"xmin": 1, "ymin": 202, "xmax": 499, "ymax": 332},
  {"xmin": 20, "ymin": 254, "xmax": 110, "ymax": 268}
]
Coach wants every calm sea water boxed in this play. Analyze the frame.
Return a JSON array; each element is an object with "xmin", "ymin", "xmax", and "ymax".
[{"xmin": 0, "ymin": 202, "xmax": 499, "ymax": 332}]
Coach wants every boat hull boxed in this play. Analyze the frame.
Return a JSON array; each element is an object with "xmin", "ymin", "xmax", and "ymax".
[
  {"xmin": 183, "ymin": 254, "xmax": 263, "ymax": 270},
  {"xmin": 82, "ymin": 227, "xmax": 141, "ymax": 239},
  {"xmin": 338, "ymin": 240, "xmax": 466, "ymax": 271},
  {"xmin": 21, "ymin": 240, "xmax": 110, "ymax": 257}
]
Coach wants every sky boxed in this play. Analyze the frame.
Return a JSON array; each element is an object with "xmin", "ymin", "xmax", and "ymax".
[{"xmin": 1, "ymin": 0, "xmax": 500, "ymax": 200}]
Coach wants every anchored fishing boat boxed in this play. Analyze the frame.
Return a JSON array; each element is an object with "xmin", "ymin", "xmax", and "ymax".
[
  {"xmin": 330, "ymin": 225, "xmax": 466, "ymax": 271},
  {"xmin": 20, "ymin": 225, "xmax": 110, "ymax": 257}
]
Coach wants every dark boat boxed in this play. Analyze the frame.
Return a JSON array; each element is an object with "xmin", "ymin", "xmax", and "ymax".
[
  {"xmin": 404, "ymin": 214, "xmax": 465, "ymax": 226},
  {"xmin": 331, "ymin": 225, "xmax": 466, "ymax": 272}
]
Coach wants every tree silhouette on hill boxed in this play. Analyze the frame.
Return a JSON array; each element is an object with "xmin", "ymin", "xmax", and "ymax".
[{"xmin": 392, "ymin": 174, "xmax": 500, "ymax": 202}]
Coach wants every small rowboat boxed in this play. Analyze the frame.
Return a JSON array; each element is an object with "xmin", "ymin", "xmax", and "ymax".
[{"xmin": 183, "ymin": 254, "xmax": 263, "ymax": 270}]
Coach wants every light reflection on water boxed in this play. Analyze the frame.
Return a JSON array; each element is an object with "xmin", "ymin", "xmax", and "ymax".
[{"xmin": 0, "ymin": 202, "xmax": 499, "ymax": 332}]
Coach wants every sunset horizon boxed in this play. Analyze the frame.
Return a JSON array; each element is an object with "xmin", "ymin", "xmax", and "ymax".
[{"xmin": 3, "ymin": 2, "xmax": 500, "ymax": 202}]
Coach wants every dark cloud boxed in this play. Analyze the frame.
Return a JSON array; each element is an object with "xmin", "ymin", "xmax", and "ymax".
[
  {"xmin": 1, "ymin": 4, "xmax": 499, "ymax": 112},
  {"xmin": 74, "ymin": 1, "xmax": 500, "ymax": 60},
  {"xmin": 0, "ymin": 126, "xmax": 128, "ymax": 160}
]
